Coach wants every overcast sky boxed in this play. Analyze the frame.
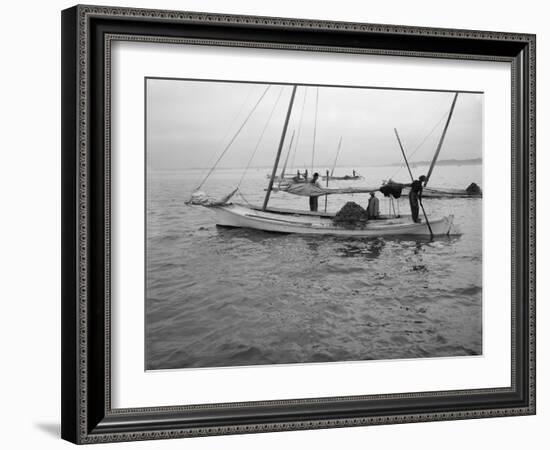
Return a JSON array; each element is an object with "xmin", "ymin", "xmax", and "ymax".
[{"xmin": 146, "ymin": 78, "xmax": 482, "ymax": 171}]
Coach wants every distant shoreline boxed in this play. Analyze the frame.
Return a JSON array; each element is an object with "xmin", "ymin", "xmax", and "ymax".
[
  {"xmin": 149, "ymin": 158, "xmax": 482, "ymax": 172},
  {"xmin": 380, "ymin": 157, "xmax": 482, "ymax": 168}
]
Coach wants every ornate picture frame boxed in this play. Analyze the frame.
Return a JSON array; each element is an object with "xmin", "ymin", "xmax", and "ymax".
[{"xmin": 61, "ymin": 4, "xmax": 535, "ymax": 444}]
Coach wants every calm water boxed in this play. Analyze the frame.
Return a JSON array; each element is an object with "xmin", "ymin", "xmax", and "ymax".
[{"xmin": 145, "ymin": 164, "xmax": 482, "ymax": 369}]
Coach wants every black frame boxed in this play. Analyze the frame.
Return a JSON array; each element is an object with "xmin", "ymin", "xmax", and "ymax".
[{"xmin": 61, "ymin": 4, "xmax": 536, "ymax": 444}]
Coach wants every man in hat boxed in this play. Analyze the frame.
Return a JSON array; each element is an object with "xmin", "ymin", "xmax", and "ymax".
[
  {"xmin": 408, "ymin": 175, "xmax": 426, "ymax": 223},
  {"xmin": 309, "ymin": 172, "xmax": 321, "ymax": 211},
  {"xmin": 366, "ymin": 191, "xmax": 380, "ymax": 219}
]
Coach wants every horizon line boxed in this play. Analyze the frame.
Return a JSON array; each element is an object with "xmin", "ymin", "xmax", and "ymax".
[{"xmin": 148, "ymin": 157, "xmax": 482, "ymax": 171}]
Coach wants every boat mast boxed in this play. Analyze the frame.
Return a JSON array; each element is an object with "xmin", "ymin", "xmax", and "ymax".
[
  {"xmin": 289, "ymin": 88, "xmax": 308, "ymax": 174},
  {"xmin": 425, "ymin": 92, "xmax": 459, "ymax": 186},
  {"xmin": 263, "ymin": 85, "xmax": 298, "ymax": 210},
  {"xmin": 324, "ymin": 169, "xmax": 329, "ymax": 212},
  {"xmin": 330, "ymin": 136, "xmax": 343, "ymax": 177},
  {"xmin": 311, "ymin": 87, "xmax": 319, "ymax": 173}
]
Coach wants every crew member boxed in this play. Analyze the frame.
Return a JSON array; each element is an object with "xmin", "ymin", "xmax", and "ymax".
[
  {"xmin": 309, "ymin": 172, "xmax": 321, "ymax": 212},
  {"xmin": 367, "ymin": 192, "xmax": 380, "ymax": 219},
  {"xmin": 408, "ymin": 175, "xmax": 426, "ymax": 223}
]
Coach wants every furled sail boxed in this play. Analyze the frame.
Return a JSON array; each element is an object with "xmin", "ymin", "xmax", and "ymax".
[
  {"xmin": 272, "ymin": 182, "xmax": 380, "ymax": 197},
  {"xmin": 272, "ymin": 181, "xmax": 482, "ymax": 199},
  {"xmin": 187, "ymin": 188, "xmax": 238, "ymax": 206},
  {"xmin": 379, "ymin": 180, "xmax": 482, "ymax": 199},
  {"xmin": 380, "ymin": 181, "xmax": 406, "ymax": 198}
]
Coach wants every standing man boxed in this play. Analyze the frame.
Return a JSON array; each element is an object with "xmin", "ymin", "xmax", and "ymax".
[
  {"xmin": 367, "ymin": 192, "xmax": 380, "ymax": 219},
  {"xmin": 408, "ymin": 175, "xmax": 426, "ymax": 223},
  {"xmin": 309, "ymin": 172, "xmax": 321, "ymax": 212}
]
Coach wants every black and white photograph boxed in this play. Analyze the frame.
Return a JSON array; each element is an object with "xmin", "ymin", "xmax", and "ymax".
[
  {"xmin": 53, "ymin": 2, "xmax": 537, "ymax": 446},
  {"xmin": 145, "ymin": 78, "xmax": 483, "ymax": 370}
]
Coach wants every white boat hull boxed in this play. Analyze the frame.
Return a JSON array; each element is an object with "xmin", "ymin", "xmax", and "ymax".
[{"xmin": 213, "ymin": 204, "xmax": 457, "ymax": 237}]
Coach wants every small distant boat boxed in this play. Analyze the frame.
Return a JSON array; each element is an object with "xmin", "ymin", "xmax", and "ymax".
[
  {"xmin": 266, "ymin": 173, "xmax": 295, "ymax": 180},
  {"xmin": 267, "ymin": 173, "xmax": 307, "ymax": 183},
  {"xmin": 269, "ymin": 173, "xmax": 364, "ymax": 182},
  {"xmin": 320, "ymin": 137, "xmax": 364, "ymax": 181},
  {"xmin": 321, "ymin": 174, "xmax": 363, "ymax": 181}
]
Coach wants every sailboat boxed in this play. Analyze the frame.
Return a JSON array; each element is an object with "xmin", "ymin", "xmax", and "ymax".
[
  {"xmin": 321, "ymin": 137, "xmax": 364, "ymax": 181},
  {"xmin": 212, "ymin": 204, "xmax": 455, "ymax": 237},
  {"xmin": 322, "ymin": 173, "xmax": 363, "ymax": 181},
  {"xmin": 190, "ymin": 85, "xmax": 459, "ymax": 238}
]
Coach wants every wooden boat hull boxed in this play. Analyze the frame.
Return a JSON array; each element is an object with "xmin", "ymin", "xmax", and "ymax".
[{"xmin": 213, "ymin": 204, "xmax": 457, "ymax": 237}]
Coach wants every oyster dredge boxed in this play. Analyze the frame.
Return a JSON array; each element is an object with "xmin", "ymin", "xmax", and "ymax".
[{"xmin": 189, "ymin": 84, "xmax": 470, "ymax": 238}]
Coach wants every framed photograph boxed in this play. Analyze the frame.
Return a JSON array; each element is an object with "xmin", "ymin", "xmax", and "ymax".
[{"xmin": 61, "ymin": 5, "xmax": 536, "ymax": 444}]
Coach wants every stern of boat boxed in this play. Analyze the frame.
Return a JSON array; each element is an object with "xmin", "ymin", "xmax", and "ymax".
[
  {"xmin": 446, "ymin": 214, "xmax": 461, "ymax": 236},
  {"xmin": 428, "ymin": 214, "xmax": 459, "ymax": 236}
]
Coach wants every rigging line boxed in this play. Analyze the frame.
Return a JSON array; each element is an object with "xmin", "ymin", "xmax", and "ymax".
[
  {"xmin": 387, "ymin": 107, "xmax": 450, "ymax": 180},
  {"xmin": 236, "ymin": 189, "xmax": 254, "ymax": 207},
  {"xmin": 313, "ymin": 150, "xmax": 336, "ymax": 173},
  {"xmin": 279, "ymin": 129, "xmax": 296, "ymax": 183},
  {"xmin": 331, "ymin": 137, "xmax": 343, "ymax": 177},
  {"xmin": 194, "ymin": 85, "xmax": 255, "ymax": 188},
  {"xmin": 409, "ymin": 108, "xmax": 450, "ymax": 158},
  {"xmin": 311, "ymin": 87, "xmax": 319, "ymax": 172},
  {"xmin": 289, "ymin": 87, "xmax": 308, "ymax": 173},
  {"xmin": 195, "ymin": 85, "xmax": 272, "ymax": 190},
  {"xmin": 237, "ymin": 86, "xmax": 285, "ymax": 187}
]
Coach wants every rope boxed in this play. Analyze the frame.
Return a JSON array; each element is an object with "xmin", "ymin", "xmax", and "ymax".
[
  {"xmin": 388, "ymin": 105, "xmax": 451, "ymax": 180},
  {"xmin": 236, "ymin": 189, "xmax": 254, "ymax": 207},
  {"xmin": 237, "ymin": 86, "xmax": 285, "ymax": 187},
  {"xmin": 289, "ymin": 87, "xmax": 308, "ymax": 173},
  {"xmin": 279, "ymin": 129, "xmax": 296, "ymax": 184},
  {"xmin": 194, "ymin": 86, "xmax": 255, "ymax": 189},
  {"xmin": 331, "ymin": 137, "xmax": 343, "ymax": 177},
  {"xmin": 195, "ymin": 85, "xmax": 271, "ymax": 190}
]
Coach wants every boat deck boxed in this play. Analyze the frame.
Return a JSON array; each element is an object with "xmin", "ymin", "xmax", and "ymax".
[
  {"xmin": 249, "ymin": 204, "xmax": 411, "ymax": 221},
  {"xmin": 250, "ymin": 204, "xmax": 336, "ymax": 218}
]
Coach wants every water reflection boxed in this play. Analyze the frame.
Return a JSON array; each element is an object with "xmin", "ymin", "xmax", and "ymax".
[
  {"xmin": 337, "ymin": 238, "xmax": 386, "ymax": 260},
  {"xmin": 213, "ymin": 225, "xmax": 288, "ymax": 243},
  {"xmin": 304, "ymin": 239, "xmax": 321, "ymax": 255},
  {"xmin": 213, "ymin": 225, "xmax": 460, "ymax": 258},
  {"xmin": 411, "ymin": 241, "xmax": 427, "ymax": 273}
]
